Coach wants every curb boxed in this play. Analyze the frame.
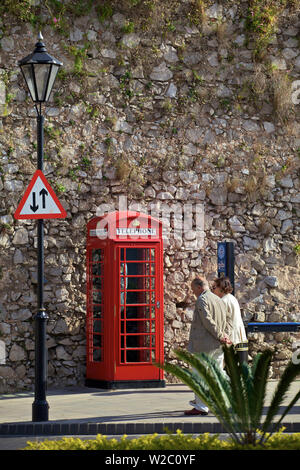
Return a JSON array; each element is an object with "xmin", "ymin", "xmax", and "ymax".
[{"xmin": 0, "ymin": 420, "xmax": 299, "ymax": 436}]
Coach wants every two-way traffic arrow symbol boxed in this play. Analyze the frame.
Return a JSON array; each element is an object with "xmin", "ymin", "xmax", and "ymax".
[
  {"xmin": 40, "ymin": 188, "xmax": 48, "ymax": 209},
  {"xmin": 30, "ymin": 192, "xmax": 39, "ymax": 212},
  {"xmin": 29, "ymin": 189, "xmax": 49, "ymax": 212},
  {"xmin": 14, "ymin": 170, "xmax": 67, "ymax": 220}
]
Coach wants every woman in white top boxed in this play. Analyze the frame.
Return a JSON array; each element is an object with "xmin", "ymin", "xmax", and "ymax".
[{"xmin": 211, "ymin": 277, "xmax": 247, "ymax": 345}]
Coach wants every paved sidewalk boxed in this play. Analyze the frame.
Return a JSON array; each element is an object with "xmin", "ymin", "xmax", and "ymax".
[{"xmin": 0, "ymin": 380, "xmax": 299, "ymax": 437}]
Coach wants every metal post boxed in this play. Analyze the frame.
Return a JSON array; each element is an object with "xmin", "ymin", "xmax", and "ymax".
[
  {"xmin": 225, "ymin": 242, "xmax": 235, "ymax": 296},
  {"xmin": 32, "ymin": 112, "xmax": 49, "ymax": 422}
]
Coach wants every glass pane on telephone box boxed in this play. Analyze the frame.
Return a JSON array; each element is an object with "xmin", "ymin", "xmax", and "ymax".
[
  {"xmin": 90, "ymin": 249, "xmax": 104, "ymax": 363},
  {"xmin": 119, "ymin": 247, "xmax": 156, "ymax": 365}
]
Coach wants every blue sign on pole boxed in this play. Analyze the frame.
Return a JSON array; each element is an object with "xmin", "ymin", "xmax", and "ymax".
[
  {"xmin": 217, "ymin": 241, "xmax": 235, "ymax": 295},
  {"xmin": 217, "ymin": 242, "xmax": 227, "ymax": 274}
]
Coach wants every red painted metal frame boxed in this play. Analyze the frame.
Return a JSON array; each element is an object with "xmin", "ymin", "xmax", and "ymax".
[{"xmin": 86, "ymin": 211, "xmax": 164, "ymax": 385}]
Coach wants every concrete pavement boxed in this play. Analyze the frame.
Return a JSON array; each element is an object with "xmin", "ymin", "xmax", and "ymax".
[{"xmin": 0, "ymin": 380, "xmax": 299, "ymax": 442}]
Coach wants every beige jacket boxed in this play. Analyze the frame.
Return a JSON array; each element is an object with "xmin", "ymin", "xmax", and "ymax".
[
  {"xmin": 188, "ymin": 289, "xmax": 227, "ymax": 354},
  {"xmin": 222, "ymin": 293, "xmax": 247, "ymax": 344}
]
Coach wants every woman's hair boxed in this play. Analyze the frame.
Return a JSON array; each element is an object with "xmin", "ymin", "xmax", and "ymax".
[{"xmin": 213, "ymin": 276, "xmax": 233, "ymax": 294}]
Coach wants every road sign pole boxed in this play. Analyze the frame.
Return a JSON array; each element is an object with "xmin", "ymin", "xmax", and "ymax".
[
  {"xmin": 37, "ymin": 114, "xmax": 44, "ymax": 171},
  {"xmin": 32, "ymin": 111, "xmax": 49, "ymax": 422},
  {"xmin": 18, "ymin": 33, "xmax": 63, "ymax": 422}
]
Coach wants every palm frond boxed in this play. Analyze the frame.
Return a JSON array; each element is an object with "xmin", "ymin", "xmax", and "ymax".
[
  {"xmin": 251, "ymin": 349, "xmax": 273, "ymax": 430},
  {"xmin": 240, "ymin": 362, "xmax": 255, "ymax": 421},
  {"xmin": 157, "ymin": 346, "xmax": 300, "ymax": 447},
  {"xmin": 176, "ymin": 349, "xmax": 231, "ymax": 407},
  {"xmin": 160, "ymin": 361, "xmax": 224, "ymax": 424},
  {"xmin": 194, "ymin": 352, "xmax": 233, "ymax": 406},
  {"xmin": 174, "ymin": 349, "xmax": 245, "ymax": 441},
  {"xmin": 172, "ymin": 350, "xmax": 228, "ymax": 412},
  {"xmin": 251, "ymin": 352, "xmax": 263, "ymax": 376},
  {"xmin": 158, "ymin": 351, "xmax": 241, "ymax": 441},
  {"xmin": 262, "ymin": 360, "xmax": 300, "ymax": 434},
  {"xmin": 223, "ymin": 346, "xmax": 249, "ymax": 432},
  {"xmin": 161, "ymin": 361, "xmax": 214, "ymax": 409},
  {"xmin": 273, "ymin": 390, "xmax": 300, "ymax": 431}
]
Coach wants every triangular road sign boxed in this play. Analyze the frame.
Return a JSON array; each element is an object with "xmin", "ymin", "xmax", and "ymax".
[{"xmin": 14, "ymin": 170, "xmax": 67, "ymax": 220}]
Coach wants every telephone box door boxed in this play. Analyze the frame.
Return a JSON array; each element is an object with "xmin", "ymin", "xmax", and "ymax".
[{"xmin": 114, "ymin": 243, "xmax": 163, "ymax": 381}]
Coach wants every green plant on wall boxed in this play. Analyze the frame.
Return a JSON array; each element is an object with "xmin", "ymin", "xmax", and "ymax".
[
  {"xmin": 0, "ymin": 0, "xmax": 99, "ymax": 32},
  {"xmin": 0, "ymin": 0, "xmax": 39, "ymax": 26},
  {"xmin": 44, "ymin": 124, "xmax": 62, "ymax": 141},
  {"xmin": 55, "ymin": 182, "xmax": 66, "ymax": 193},
  {"xmin": 245, "ymin": 0, "xmax": 287, "ymax": 59},
  {"xmin": 188, "ymin": 0, "xmax": 206, "ymax": 26},
  {"xmin": 45, "ymin": 0, "xmax": 93, "ymax": 28},
  {"xmin": 2, "ymin": 92, "xmax": 14, "ymax": 118},
  {"xmin": 96, "ymin": 2, "xmax": 114, "ymax": 23},
  {"xmin": 64, "ymin": 0, "xmax": 93, "ymax": 17},
  {"xmin": 122, "ymin": 20, "xmax": 135, "ymax": 33},
  {"xmin": 69, "ymin": 45, "xmax": 87, "ymax": 77},
  {"xmin": 119, "ymin": 70, "xmax": 134, "ymax": 100},
  {"xmin": 0, "ymin": 70, "xmax": 15, "ymax": 117},
  {"xmin": 81, "ymin": 155, "xmax": 92, "ymax": 169}
]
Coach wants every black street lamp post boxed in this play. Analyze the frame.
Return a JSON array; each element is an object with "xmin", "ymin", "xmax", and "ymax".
[{"xmin": 18, "ymin": 33, "xmax": 62, "ymax": 422}]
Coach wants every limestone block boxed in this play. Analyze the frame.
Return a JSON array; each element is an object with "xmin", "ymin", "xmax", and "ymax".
[{"xmin": 9, "ymin": 344, "xmax": 26, "ymax": 362}]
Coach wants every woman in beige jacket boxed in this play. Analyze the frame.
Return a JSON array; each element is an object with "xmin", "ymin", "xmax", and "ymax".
[{"xmin": 211, "ymin": 277, "xmax": 247, "ymax": 345}]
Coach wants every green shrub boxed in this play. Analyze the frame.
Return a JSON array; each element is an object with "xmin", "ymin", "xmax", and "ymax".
[
  {"xmin": 24, "ymin": 429, "xmax": 300, "ymax": 450},
  {"xmin": 157, "ymin": 346, "xmax": 300, "ymax": 446}
]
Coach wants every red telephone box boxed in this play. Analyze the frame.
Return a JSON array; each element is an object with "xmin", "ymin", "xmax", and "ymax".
[{"xmin": 85, "ymin": 211, "xmax": 165, "ymax": 389}]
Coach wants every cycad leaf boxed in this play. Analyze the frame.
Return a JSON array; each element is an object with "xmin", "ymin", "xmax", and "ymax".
[
  {"xmin": 240, "ymin": 362, "xmax": 255, "ymax": 421},
  {"xmin": 194, "ymin": 351, "xmax": 232, "ymax": 407},
  {"xmin": 158, "ymin": 346, "xmax": 300, "ymax": 446},
  {"xmin": 175, "ymin": 349, "xmax": 245, "ymax": 439},
  {"xmin": 173, "ymin": 350, "xmax": 225, "ymax": 406},
  {"xmin": 174, "ymin": 349, "xmax": 237, "ymax": 425},
  {"xmin": 161, "ymin": 361, "xmax": 224, "ymax": 423},
  {"xmin": 251, "ymin": 352, "xmax": 263, "ymax": 376},
  {"xmin": 273, "ymin": 390, "xmax": 300, "ymax": 430},
  {"xmin": 251, "ymin": 349, "xmax": 273, "ymax": 429},
  {"xmin": 157, "ymin": 350, "xmax": 239, "ymax": 438},
  {"xmin": 223, "ymin": 345, "xmax": 249, "ymax": 431},
  {"xmin": 262, "ymin": 360, "xmax": 300, "ymax": 433},
  {"xmin": 161, "ymin": 361, "xmax": 213, "ymax": 408}
]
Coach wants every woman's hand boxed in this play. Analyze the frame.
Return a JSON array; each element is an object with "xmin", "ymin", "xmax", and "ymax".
[{"xmin": 220, "ymin": 335, "xmax": 232, "ymax": 345}]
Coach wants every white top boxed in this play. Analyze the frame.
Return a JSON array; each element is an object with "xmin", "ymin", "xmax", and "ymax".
[{"xmin": 222, "ymin": 293, "xmax": 247, "ymax": 344}]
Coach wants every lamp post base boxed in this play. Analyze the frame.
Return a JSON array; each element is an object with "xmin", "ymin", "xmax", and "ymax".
[
  {"xmin": 32, "ymin": 307, "xmax": 49, "ymax": 422},
  {"xmin": 32, "ymin": 399, "xmax": 49, "ymax": 422}
]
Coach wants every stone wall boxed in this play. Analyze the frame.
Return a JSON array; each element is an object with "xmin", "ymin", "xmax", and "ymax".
[{"xmin": 0, "ymin": 1, "xmax": 299, "ymax": 391}]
